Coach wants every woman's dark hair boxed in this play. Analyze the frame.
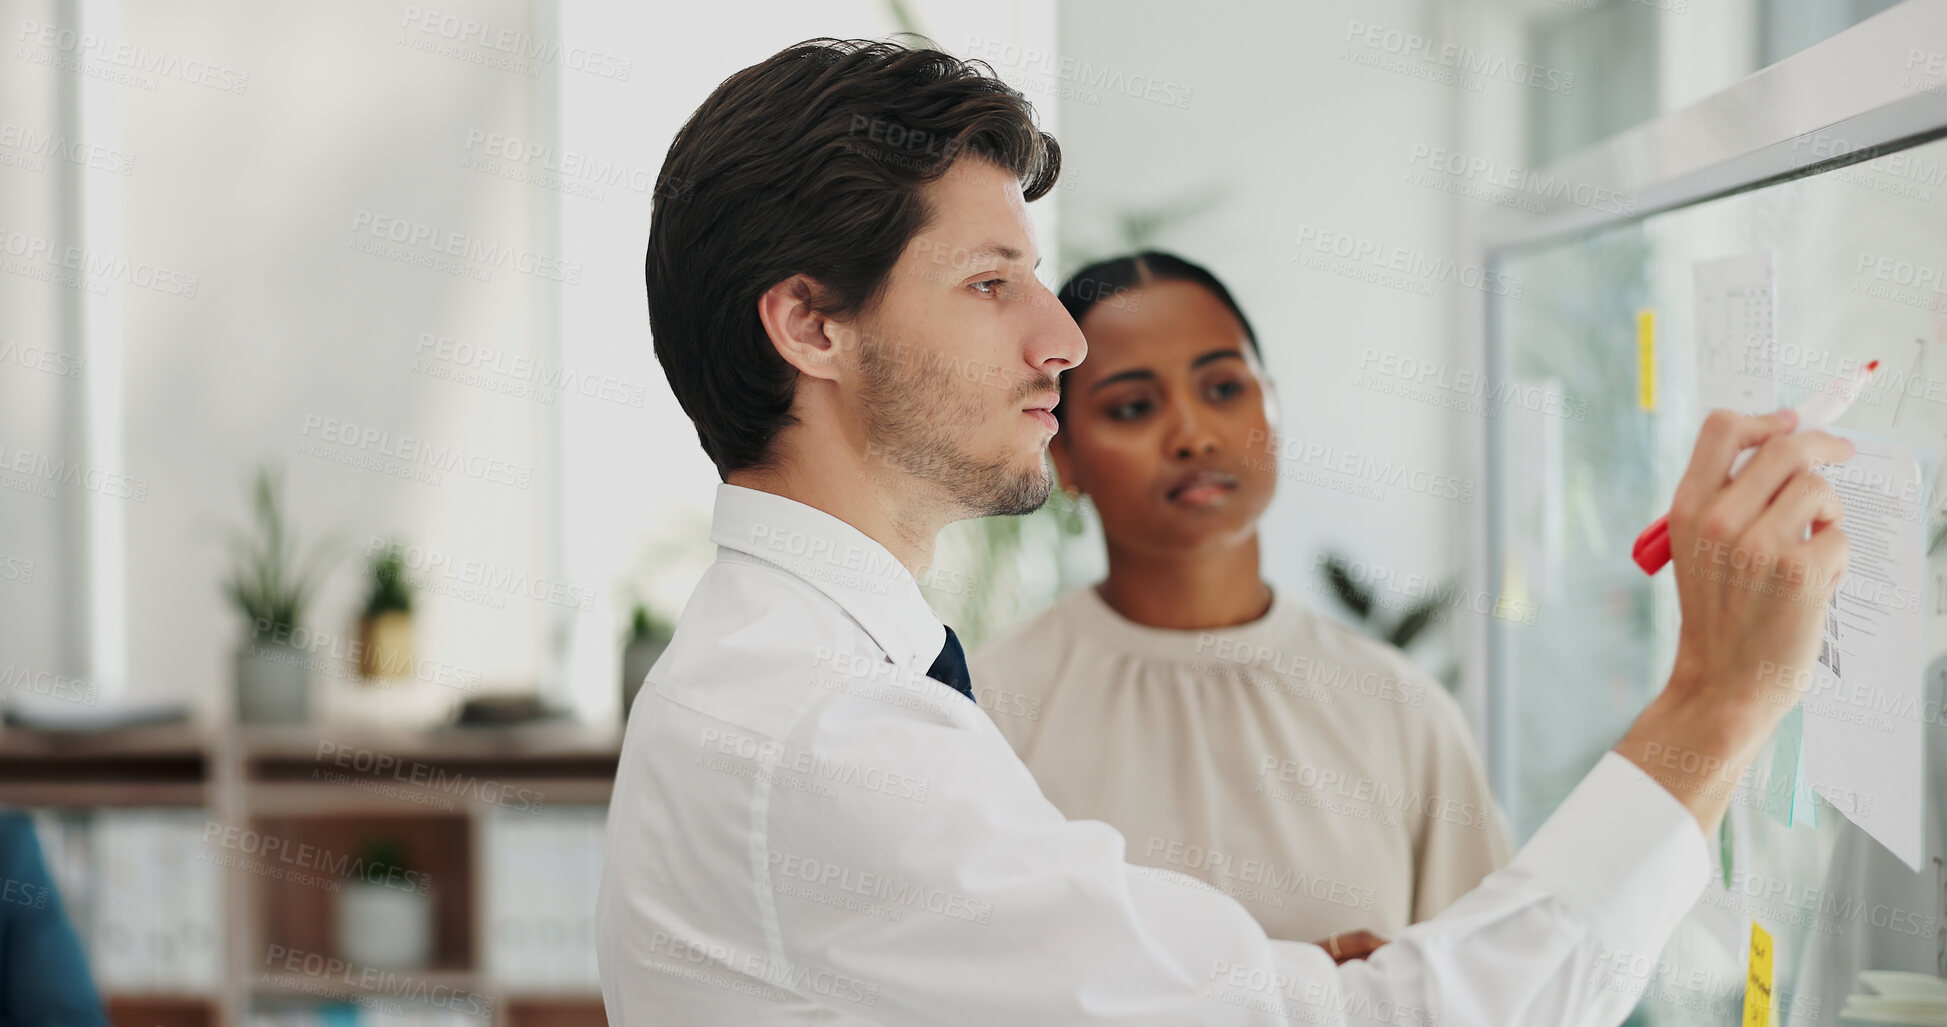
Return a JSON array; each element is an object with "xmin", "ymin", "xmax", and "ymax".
[
  {"xmin": 1057, "ymin": 250, "xmax": 1258, "ymax": 350},
  {"xmin": 648, "ymin": 37, "xmax": 1061, "ymax": 479},
  {"xmin": 1053, "ymin": 251, "xmax": 1261, "ymax": 421}
]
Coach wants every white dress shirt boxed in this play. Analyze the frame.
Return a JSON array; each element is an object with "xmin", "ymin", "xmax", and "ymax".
[{"xmin": 596, "ymin": 482, "xmax": 1713, "ymax": 1025}]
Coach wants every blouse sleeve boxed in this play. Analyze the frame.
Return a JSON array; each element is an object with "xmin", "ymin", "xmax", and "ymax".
[
  {"xmin": 967, "ymin": 631, "xmax": 1048, "ymax": 762},
  {"xmin": 1409, "ymin": 677, "xmax": 1518, "ymax": 923}
]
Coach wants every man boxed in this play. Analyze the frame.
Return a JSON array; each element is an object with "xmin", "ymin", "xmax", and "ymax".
[{"xmin": 597, "ymin": 37, "xmax": 1853, "ymax": 1024}]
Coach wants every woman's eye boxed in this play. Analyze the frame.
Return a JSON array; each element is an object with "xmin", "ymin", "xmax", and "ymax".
[
  {"xmin": 1208, "ymin": 380, "xmax": 1244, "ymax": 400},
  {"xmin": 1107, "ymin": 399, "xmax": 1150, "ymax": 421},
  {"xmin": 970, "ymin": 278, "xmax": 1006, "ymax": 297}
]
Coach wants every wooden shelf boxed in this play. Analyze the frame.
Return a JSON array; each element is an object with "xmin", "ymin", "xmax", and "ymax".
[
  {"xmin": 0, "ymin": 724, "xmax": 209, "ymax": 807},
  {"xmin": 106, "ymin": 993, "xmax": 215, "ymax": 1027},
  {"xmin": 11, "ymin": 718, "xmax": 620, "ymax": 1026},
  {"xmin": 252, "ymin": 968, "xmax": 481, "ymax": 999},
  {"xmin": 109, "ymin": 992, "xmax": 614, "ymax": 1027},
  {"xmin": 500, "ymin": 995, "xmax": 607, "ymax": 1027},
  {"xmin": 0, "ymin": 780, "xmax": 208, "ymax": 807},
  {"xmin": 240, "ymin": 722, "xmax": 622, "ymax": 764},
  {"xmin": 240, "ymin": 778, "xmax": 612, "ymax": 816},
  {"xmin": 0, "ymin": 722, "xmax": 208, "ymax": 757},
  {"xmin": 0, "ymin": 723, "xmax": 622, "ymax": 809},
  {"xmin": 252, "ymin": 812, "xmax": 475, "ymax": 978}
]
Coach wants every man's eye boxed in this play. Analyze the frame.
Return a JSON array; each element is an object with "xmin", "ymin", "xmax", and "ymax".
[{"xmin": 970, "ymin": 278, "xmax": 1005, "ymax": 297}]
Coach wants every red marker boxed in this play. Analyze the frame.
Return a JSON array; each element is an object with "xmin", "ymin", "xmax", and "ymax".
[{"xmin": 1633, "ymin": 359, "xmax": 1879, "ymax": 575}]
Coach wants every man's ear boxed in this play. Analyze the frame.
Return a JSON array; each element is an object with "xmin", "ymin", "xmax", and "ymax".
[{"xmin": 757, "ymin": 274, "xmax": 844, "ymax": 383}]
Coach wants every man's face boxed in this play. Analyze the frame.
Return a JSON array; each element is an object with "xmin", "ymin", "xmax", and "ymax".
[{"xmin": 845, "ymin": 158, "xmax": 1086, "ymax": 517}]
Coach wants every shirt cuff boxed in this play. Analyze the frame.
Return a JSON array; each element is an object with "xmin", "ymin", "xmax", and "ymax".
[{"xmin": 1510, "ymin": 752, "xmax": 1711, "ymax": 960}]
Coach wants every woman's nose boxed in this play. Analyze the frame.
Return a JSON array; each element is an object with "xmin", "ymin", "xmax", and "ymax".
[{"xmin": 1169, "ymin": 405, "xmax": 1219, "ymax": 459}]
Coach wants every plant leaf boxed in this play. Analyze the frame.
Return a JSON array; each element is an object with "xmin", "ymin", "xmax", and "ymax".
[{"xmin": 1322, "ymin": 554, "xmax": 1374, "ymax": 621}]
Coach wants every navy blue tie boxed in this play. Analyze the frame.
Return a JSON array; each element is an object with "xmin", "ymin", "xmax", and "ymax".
[{"xmin": 926, "ymin": 625, "xmax": 975, "ymax": 702}]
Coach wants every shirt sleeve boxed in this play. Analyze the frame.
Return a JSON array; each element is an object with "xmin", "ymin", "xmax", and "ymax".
[
  {"xmin": 766, "ymin": 688, "xmax": 1710, "ymax": 1026},
  {"xmin": 1409, "ymin": 682, "xmax": 1517, "ymax": 924}
]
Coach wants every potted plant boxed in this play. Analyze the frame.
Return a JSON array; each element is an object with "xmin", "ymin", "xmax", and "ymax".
[
  {"xmin": 222, "ymin": 465, "xmax": 338, "ymax": 724},
  {"xmin": 620, "ymin": 602, "xmax": 674, "ymax": 721},
  {"xmin": 356, "ymin": 542, "xmax": 415, "ymax": 680},
  {"xmin": 1317, "ymin": 551, "xmax": 1460, "ymax": 692},
  {"xmin": 335, "ymin": 833, "xmax": 432, "ymax": 970}
]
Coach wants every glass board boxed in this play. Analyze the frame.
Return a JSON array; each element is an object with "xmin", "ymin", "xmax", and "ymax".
[{"xmin": 1490, "ymin": 132, "xmax": 1947, "ymax": 1023}]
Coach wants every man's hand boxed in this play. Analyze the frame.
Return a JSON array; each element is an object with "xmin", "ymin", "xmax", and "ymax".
[
  {"xmin": 1316, "ymin": 930, "xmax": 1388, "ymax": 964},
  {"xmin": 1614, "ymin": 408, "xmax": 1853, "ymax": 832}
]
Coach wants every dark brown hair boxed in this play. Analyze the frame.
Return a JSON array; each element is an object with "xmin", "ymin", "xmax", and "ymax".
[
  {"xmin": 647, "ymin": 37, "xmax": 1061, "ymax": 478},
  {"xmin": 1053, "ymin": 251, "xmax": 1262, "ymax": 423}
]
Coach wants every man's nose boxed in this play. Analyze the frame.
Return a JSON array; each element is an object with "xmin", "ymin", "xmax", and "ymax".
[{"xmin": 1026, "ymin": 278, "xmax": 1086, "ymax": 374}]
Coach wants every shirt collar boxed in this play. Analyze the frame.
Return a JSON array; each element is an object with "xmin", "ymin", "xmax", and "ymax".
[{"xmin": 708, "ymin": 483, "xmax": 946, "ymax": 674}]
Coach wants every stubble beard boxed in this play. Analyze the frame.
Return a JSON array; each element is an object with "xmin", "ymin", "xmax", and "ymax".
[{"xmin": 857, "ymin": 339, "xmax": 1052, "ymax": 518}]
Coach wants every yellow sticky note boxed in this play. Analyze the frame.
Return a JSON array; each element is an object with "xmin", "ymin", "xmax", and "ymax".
[
  {"xmin": 1636, "ymin": 308, "xmax": 1657, "ymax": 411},
  {"xmin": 1743, "ymin": 922, "xmax": 1773, "ymax": 1027}
]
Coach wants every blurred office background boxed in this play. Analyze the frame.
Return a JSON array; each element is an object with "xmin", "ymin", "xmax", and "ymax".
[{"xmin": 0, "ymin": 1, "xmax": 1934, "ymax": 1025}]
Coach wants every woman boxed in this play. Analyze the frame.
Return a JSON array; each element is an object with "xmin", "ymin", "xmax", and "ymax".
[{"xmin": 969, "ymin": 252, "xmax": 1511, "ymax": 963}]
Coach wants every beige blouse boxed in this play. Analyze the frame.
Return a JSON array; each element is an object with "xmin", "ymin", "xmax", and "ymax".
[{"xmin": 968, "ymin": 584, "xmax": 1513, "ymax": 943}]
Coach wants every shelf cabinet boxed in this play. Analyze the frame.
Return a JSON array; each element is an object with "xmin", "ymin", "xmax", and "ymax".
[{"xmin": 1, "ymin": 723, "xmax": 620, "ymax": 1027}]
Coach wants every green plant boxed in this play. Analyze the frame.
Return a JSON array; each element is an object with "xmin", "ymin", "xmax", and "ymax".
[
  {"xmin": 221, "ymin": 463, "xmax": 339, "ymax": 640},
  {"xmin": 616, "ymin": 511, "xmax": 710, "ymax": 650},
  {"xmin": 626, "ymin": 602, "xmax": 674, "ymax": 644},
  {"xmin": 1318, "ymin": 551, "xmax": 1453, "ymax": 650},
  {"xmin": 353, "ymin": 833, "xmax": 411, "ymax": 879},
  {"xmin": 1317, "ymin": 553, "xmax": 1462, "ymax": 692},
  {"xmin": 363, "ymin": 542, "xmax": 414, "ymax": 618}
]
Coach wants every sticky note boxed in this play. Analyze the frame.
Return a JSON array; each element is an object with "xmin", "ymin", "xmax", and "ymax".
[
  {"xmin": 1636, "ymin": 308, "xmax": 1656, "ymax": 411},
  {"xmin": 1743, "ymin": 922, "xmax": 1773, "ymax": 1027}
]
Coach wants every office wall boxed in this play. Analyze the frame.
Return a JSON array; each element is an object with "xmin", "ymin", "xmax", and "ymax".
[
  {"xmin": 0, "ymin": 0, "xmax": 82, "ymax": 701},
  {"xmin": 1, "ymin": 0, "xmax": 559, "ymax": 722},
  {"xmin": 1049, "ymin": 0, "xmax": 1485, "ymax": 705},
  {"xmin": 0, "ymin": 0, "xmax": 1060, "ymax": 726},
  {"xmin": 2, "ymin": 0, "xmax": 1766, "ymax": 730}
]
